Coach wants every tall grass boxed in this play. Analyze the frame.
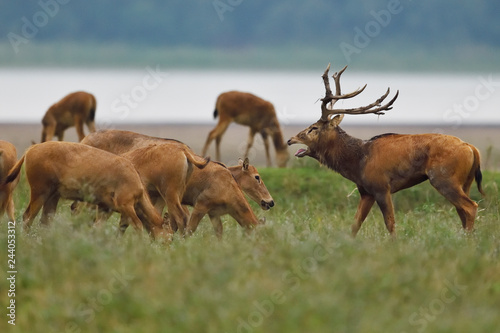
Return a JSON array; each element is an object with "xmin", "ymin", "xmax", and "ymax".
[{"xmin": 1, "ymin": 166, "xmax": 499, "ymax": 332}]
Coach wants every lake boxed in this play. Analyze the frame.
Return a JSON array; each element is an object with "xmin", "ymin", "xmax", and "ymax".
[{"xmin": 1, "ymin": 67, "xmax": 499, "ymax": 126}]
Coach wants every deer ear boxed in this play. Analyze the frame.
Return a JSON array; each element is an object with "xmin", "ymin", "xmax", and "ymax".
[
  {"xmin": 243, "ymin": 157, "xmax": 250, "ymax": 170},
  {"xmin": 329, "ymin": 114, "xmax": 344, "ymax": 127}
]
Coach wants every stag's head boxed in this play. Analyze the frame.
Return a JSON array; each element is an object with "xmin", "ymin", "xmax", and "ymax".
[
  {"xmin": 288, "ymin": 64, "xmax": 399, "ymax": 160},
  {"xmin": 231, "ymin": 158, "xmax": 275, "ymax": 210}
]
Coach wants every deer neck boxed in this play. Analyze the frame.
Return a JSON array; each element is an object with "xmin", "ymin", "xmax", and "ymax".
[
  {"xmin": 319, "ymin": 128, "xmax": 365, "ymax": 183},
  {"xmin": 270, "ymin": 126, "xmax": 287, "ymax": 151}
]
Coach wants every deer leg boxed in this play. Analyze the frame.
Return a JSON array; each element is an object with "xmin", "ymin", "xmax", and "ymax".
[
  {"xmin": 375, "ymin": 191, "xmax": 396, "ymax": 236},
  {"xmin": 86, "ymin": 119, "xmax": 96, "ymax": 134},
  {"xmin": 209, "ymin": 214, "xmax": 223, "ymax": 240},
  {"xmin": 163, "ymin": 193, "xmax": 188, "ymax": 234},
  {"xmin": 260, "ymin": 130, "xmax": 272, "ymax": 167},
  {"xmin": 7, "ymin": 194, "xmax": 15, "ymax": 223},
  {"xmin": 42, "ymin": 124, "xmax": 56, "ymax": 142},
  {"xmin": 202, "ymin": 121, "xmax": 230, "ymax": 160},
  {"xmin": 185, "ymin": 205, "xmax": 208, "ymax": 237},
  {"xmin": 120, "ymin": 205, "xmax": 144, "ymax": 233},
  {"xmin": 148, "ymin": 191, "xmax": 166, "ymax": 216},
  {"xmin": 244, "ymin": 129, "xmax": 257, "ymax": 159},
  {"xmin": 429, "ymin": 178, "xmax": 478, "ymax": 231},
  {"xmin": 74, "ymin": 115, "xmax": 86, "ymax": 141},
  {"xmin": 351, "ymin": 193, "xmax": 375, "ymax": 237},
  {"xmin": 39, "ymin": 193, "xmax": 60, "ymax": 226},
  {"xmin": 23, "ymin": 191, "xmax": 49, "ymax": 231},
  {"xmin": 57, "ymin": 130, "xmax": 65, "ymax": 141}
]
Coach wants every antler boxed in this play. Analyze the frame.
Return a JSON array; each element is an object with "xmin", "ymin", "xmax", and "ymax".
[{"xmin": 320, "ymin": 63, "xmax": 399, "ymax": 122}]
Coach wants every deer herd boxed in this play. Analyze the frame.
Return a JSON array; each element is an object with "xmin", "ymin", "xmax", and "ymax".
[{"xmin": 0, "ymin": 64, "xmax": 486, "ymax": 241}]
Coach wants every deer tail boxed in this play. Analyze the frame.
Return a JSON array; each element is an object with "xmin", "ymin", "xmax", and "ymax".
[
  {"xmin": 184, "ymin": 149, "xmax": 210, "ymax": 169},
  {"xmin": 472, "ymin": 146, "xmax": 485, "ymax": 197},
  {"xmin": 5, "ymin": 155, "xmax": 25, "ymax": 184},
  {"xmin": 89, "ymin": 94, "xmax": 97, "ymax": 121},
  {"xmin": 213, "ymin": 108, "xmax": 218, "ymax": 119}
]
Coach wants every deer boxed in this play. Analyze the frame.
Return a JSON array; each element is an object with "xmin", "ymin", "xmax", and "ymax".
[
  {"xmin": 41, "ymin": 91, "xmax": 97, "ymax": 142},
  {"xmin": 4, "ymin": 141, "xmax": 171, "ymax": 241},
  {"xmin": 201, "ymin": 91, "xmax": 290, "ymax": 167},
  {"xmin": 182, "ymin": 158, "xmax": 271, "ymax": 239},
  {"xmin": 287, "ymin": 64, "xmax": 484, "ymax": 237},
  {"xmin": 119, "ymin": 144, "xmax": 210, "ymax": 234},
  {"xmin": 81, "ymin": 129, "xmax": 273, "ymax": 237},
  {"xmin": 0, "ymin": 141, "xmax": 20, "ymax": 222}
]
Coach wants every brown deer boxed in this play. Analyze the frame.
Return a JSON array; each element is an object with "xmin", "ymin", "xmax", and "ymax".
[
  {"xmin": 81, "ymin": 129, "xmax": 273, "ymax": 237},
  {"xmin": 202, "ymin": 91, "xmax": 290, "ymax": 167},
  {"xmin": 0, "ymin": 141, "xmax": 19, "ymax": 222},
  {"xmin": 41, "ymin": 91, "xmax": 97, "ymax": 142},
  {"xmin": 120, "ymin": 144, "xmax": 209, "ymax": 234},
  {"xmin": 5, "ymin": 141, "xmax": 171, "ymax": 241},
  {"xmin": 182, "ymin": 158, "xmax": 271, "ymax": 239},
  {"xmin": 288, "ymin": 64, "xmax": 484, "ymax": 236}
]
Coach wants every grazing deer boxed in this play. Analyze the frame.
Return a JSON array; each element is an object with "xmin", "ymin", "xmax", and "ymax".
[
  {"xmin": 81, "ymin": 129, "xmax": 273, "ymax": 237},
  {"xmin": 0, "ymin": 141, "xmax": 19, "ymax": 222},
  {"xmin": 41, "ymin": 91, "xmax": 97, "ymax": 142},
  {"xmin": 202, "ymin": 91, "xmax": 290, "ymax": 167},
  {"xmin": 5, "ymin": 141, "xmax": 171, "ymax": 241},
  {"xmin": 182, "ymin": 158, "xmax": 272, "ymax": 239},
  {"xmin": 288, "ymin": 64, "xmax": 484, "ymax": 236},
  {"xmin": 120, "ymin": 144, "xmax": 209, "ymax": 234}
]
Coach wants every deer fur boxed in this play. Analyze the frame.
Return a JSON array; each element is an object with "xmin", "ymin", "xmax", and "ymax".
[
  {"xmin": 81, "ymin": 129, "xmax": 273, "ymax": 237},
  {"xmin": 0, "ymin": 141, "xmax": 19, "ymax": 222},
  {"xmin": 202, "ymin": 91, "xmax": 290, "ymax": 167},
  {"xmin": 288, "ymin": 65, "xmax": 484, "ymax": 236},
  {"xmin": 119, "ymin": 144, "xmax": 209, "ymax": 234},
  {"xmin": 182, "ymin": 160, "xmax": 264, "ymax": 238},
  {"xmin": 41, "ymin": 91, "xmax": 96, "ymax": 142},
  {"xmin": 4, "ymin": 141, "xmax": 171, "ymax": 241}
]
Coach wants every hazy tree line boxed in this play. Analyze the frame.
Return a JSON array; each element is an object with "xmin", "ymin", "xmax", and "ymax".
[{"xmin": 2, "ymin": 0, "xmax": 499, "ymax": 51}]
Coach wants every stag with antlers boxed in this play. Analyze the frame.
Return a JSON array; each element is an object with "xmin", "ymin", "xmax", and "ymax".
[{"xmin": 288, "ymin": 64, "xmax": 484, "ymax": 236}]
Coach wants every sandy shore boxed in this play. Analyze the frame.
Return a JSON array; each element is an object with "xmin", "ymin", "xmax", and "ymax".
[{"xmin": 1, "ymin": 122, "xmax": 499, "ymax": 169}]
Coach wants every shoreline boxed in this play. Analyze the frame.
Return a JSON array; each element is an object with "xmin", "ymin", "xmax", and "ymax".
[{"xmin": 1, "ymin": 122, "xmax": 499, "ymax": 169}]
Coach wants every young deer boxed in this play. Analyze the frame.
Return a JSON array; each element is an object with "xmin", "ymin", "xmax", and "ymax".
[
  {"xmin": 288, "ymin": 64, "xmax": 484, "ymax": 236},
  {"xmin": 81, "ymin": 130, "xmax": 273, "ymax": 238},
  {"xmin": 41, "ymin": 91, "xmax": 96, "ymax": 142},
  {"xmin": 202, "ymin": 91, "xmax": 290, "ymax": 167},
  {"xmin": 5, "ymin": 142, "xmax": 171, "ymax": 241}
]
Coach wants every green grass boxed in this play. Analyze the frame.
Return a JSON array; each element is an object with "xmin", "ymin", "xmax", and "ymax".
[{"xmin": 1, "ymin": 166, "xmax": 499, "ymax": 332}]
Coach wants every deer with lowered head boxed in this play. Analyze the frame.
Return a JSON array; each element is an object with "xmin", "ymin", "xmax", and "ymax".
[
  {"xmin": 41, "ymin": 91, "xmax": 97, "ymax": 142},
  {"xmin": 288, "ymin": 64, "xmax": 484, "ymax": 236},
  {"xmin": 5, "ymin": 141, "xmax": 171, "ymax": 241},
  {"xmin": 81, "ymin": 129, "xmax": 273, "ymax": 238},
  {"xmin": 202, "ymin": 91, "xmax": 290, "ymax": 167}
]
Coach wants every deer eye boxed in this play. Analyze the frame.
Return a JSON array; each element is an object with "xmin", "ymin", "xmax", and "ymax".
[
  {"xmin": 255, "ymin": 175, "xmax": 260, "ymax": 182},
  {"xmin": 307, "ymin": 127, "xmax": 318, "ymax": 134}
]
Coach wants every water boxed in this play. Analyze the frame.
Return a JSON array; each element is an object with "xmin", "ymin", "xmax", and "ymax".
[{"xmin": 1, "ymin": 67, "xmax": 499, "ymax": 126}]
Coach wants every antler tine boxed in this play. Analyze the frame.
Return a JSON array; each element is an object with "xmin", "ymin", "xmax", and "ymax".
[
  {"xmin": 327, "ymin": 88, "xmax": 400, "ymax": 116},
  {"xmin": 321, "ymin": 63, "xmax": 334, "ymax": 121},
  {"xmin": 320, "ymin": 64, "xmax": 369, "ymax": 121},
  {"xmin": 332, "ymin": 65, "xmax": 348, "ymax": 95}
]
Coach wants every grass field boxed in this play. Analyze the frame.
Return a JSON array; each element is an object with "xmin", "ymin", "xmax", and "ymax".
[{"xmin": 1, "ymin": 158, "xmax": 499, "ymax": 333}]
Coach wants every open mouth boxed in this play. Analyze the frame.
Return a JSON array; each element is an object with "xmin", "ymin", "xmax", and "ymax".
[{"xmin": 294, "ymin": 147, "xmax": 309, "ymax": 157}]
